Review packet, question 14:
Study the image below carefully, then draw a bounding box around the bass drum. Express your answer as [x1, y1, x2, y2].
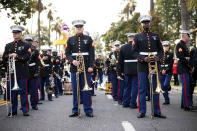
[64, 82, 72, 95]
[105, 82, 112, 95]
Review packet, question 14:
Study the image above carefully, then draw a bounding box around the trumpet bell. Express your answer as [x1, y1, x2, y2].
[82, 84, 92, 91]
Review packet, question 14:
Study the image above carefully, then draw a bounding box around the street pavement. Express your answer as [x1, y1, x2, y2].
[0, 88, 197, 131]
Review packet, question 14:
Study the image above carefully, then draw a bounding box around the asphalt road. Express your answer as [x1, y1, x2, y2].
[0, 89, 197, 131]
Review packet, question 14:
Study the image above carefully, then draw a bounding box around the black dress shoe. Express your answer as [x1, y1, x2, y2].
[49, 99, 53, 101]
[80, 102, 83, 104]
[184, 107, 196, 111]
[163, 102, 170, 105]
[8, 112, 17, 117]
[122, 105, 130, 108]
[168, 86, 171, 91]
[137, 113, 145, 118]
[86, 113, 93, 117]
[40, 99, 44, 101]
[92, 94, 96, 96]
[69, 113, 78, 117]
[23, 112, 30, 116]
[154, 114, 166, 118]
[55, 96, 58, 98]
[32, 107, 38, 110]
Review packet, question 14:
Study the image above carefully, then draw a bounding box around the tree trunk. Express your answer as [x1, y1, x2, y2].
[180, 0, 189, 30]
[180, 0, 190, 48]
[49, 20, 51, 46]
[38, 0, 41, 49]
[150, 0, 154, 12]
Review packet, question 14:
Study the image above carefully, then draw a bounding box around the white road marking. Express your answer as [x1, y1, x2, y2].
[106, 95, 113, 99]
[122, 121, 136, 131]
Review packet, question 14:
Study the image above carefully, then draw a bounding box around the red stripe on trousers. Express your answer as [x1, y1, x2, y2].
[137, 73, 140, 113]
[183, 74, 188, 107]
[158, 97, 161, 112]
[118, 80, 120, 103]
[25, 78, 29, 112]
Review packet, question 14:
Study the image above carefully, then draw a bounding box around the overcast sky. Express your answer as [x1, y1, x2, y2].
[0, 0, 150, 51]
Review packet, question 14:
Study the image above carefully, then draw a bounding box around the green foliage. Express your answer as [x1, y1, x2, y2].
[103, 0, 197, 52]
[34, 25, 50, 46]
[155, 0, 181, 41]
[187, 0, 197, 10]
[51, 17, 63, 40]
[102, 12, 140, 51]
[0, 0, 37, 25]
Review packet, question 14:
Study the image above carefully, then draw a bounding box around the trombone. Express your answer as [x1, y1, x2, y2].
[76, 52, 92, 92]
[148, 52, 163, 119]
[76, 52, 92, 117]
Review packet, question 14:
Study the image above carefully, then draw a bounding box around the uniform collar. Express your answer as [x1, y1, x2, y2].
[143, 30, 150, 34]
[180, 40, 186, 44]
[76, 33, 83, 37]
[13, 39, 22, 44]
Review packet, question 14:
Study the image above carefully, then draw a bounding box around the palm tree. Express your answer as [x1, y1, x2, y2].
[150, 0, 154, 12]
[47, 8, 53, 45]
[37, 0, 43, 49]
[180, 0, 190, 30]
[51, 17, 63, 40]
[121, 0, 136, 21]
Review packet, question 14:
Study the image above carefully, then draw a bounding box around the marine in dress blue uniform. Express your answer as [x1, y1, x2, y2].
[3, 25, 31, 116]
[51, 50, 63, 97]
[117, 33, 138, 108]
[66, 20, 95, 117]
[24, 35, 40, 110]
[133, 15, 166, 118]
[40, 49, 53, 101]
[109, 41, 121, 101]
[95, 54, 104, 87]
[159, 41, 174, 105]
[176, 30, 194, 111]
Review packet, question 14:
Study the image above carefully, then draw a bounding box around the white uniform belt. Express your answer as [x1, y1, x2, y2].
[177, 57, 190, 61]
[72, 52, 89, 56]
[139, 52, 157, 55]
[161, 64, 168, 67]
[45, 64, 50, 67]
[124, 60, 137, 62]
[29, 63, 36, 66]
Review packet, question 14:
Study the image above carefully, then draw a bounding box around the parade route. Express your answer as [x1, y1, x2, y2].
[0, 89, 197, 131]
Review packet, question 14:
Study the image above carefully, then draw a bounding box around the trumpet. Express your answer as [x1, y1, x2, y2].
[8, 57, 20, 91]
